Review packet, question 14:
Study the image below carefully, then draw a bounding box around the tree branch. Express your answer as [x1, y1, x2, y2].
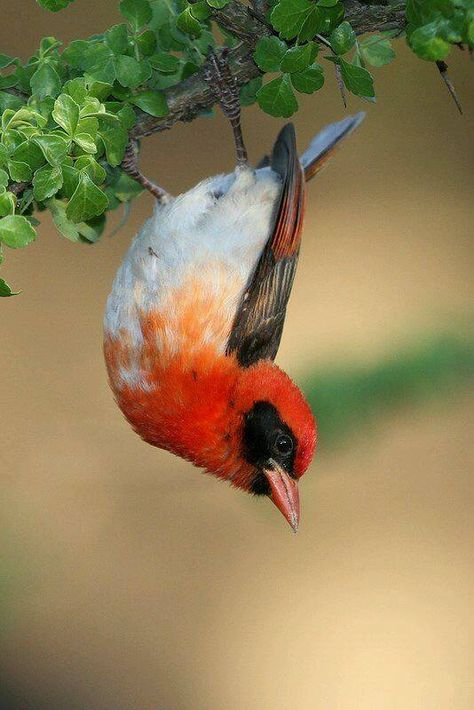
[6, 1, 406, 197]
[131, 0, 406, 139]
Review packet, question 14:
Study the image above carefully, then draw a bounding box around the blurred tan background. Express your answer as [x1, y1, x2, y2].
[1, 2, 473, 709]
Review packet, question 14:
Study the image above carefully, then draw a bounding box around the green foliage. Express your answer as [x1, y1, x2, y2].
[0, 0, 222, 294]
[304, 331, 474, 448]
[0, 0, 472, 295]
[255, 0, 386, 116]
[36, 0, 76, 11]
[406, 0, 474, 61]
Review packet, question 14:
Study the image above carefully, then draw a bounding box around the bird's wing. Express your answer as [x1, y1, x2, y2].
[226, 113, 365, 368]
[226, 123, 304, 367]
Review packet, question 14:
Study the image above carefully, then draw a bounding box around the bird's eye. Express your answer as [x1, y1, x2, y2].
[274, 433, 294, 455]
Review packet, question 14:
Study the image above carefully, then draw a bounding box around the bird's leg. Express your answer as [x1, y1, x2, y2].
[203, 49, 249, 168]
[121, 140, 170, 202]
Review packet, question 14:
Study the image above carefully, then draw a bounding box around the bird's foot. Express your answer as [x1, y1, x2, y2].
[121, 141, 170, 203]
[203, 48, 248, 167]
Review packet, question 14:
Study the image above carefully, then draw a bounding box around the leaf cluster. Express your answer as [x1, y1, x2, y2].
[243, 0, 471, 117]
[0, 0, 227, 294]
[247, 0, 396, 117]
[406, 0, 474, 61]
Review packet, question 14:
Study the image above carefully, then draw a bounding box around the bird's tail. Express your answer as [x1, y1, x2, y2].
[300, 112, 365, 182]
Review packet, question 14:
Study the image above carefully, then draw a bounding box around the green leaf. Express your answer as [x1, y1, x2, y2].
[327, 56, 375, 97]
[0, 169, 8, 187]
[73, 133, 97, 154]
[117, 103, 137, 129]
[330, 21, 356, 55]
[0, 74, 20, 90]
[75, 155, 107, 184]
[270, 0, 313, 40]
[87, 79, 114, 101]
[62, 77, 87, 104]
[66, 42, 116, 81]
[149, 52, 181, 74]
[63, 40, 103, 69]
[105, 24, 130, 55]
[181, 61, 200, 80]
[36, 0, 75, 10]
[280, 43, 313, 73]
[119, 0, 152, 30]
[190, 1, 211, 20]
[110, 172, 143, 201]
[176, 7, 202, 38]
[75, 116, 99, 139]
[33, 134, 70, 166]
[11, 141, 47, 171]
[1, 129, 23, 152]
[52, 93, 80, 135]
[0, 54, 17, 69]
[61, 164, 80, 197]
[136, 29, 157, 56]
[115, 55, 143, 88]
[359, 35, 395, 67]
[206, 0, 230, 7]
[257, 74, 298, 117]
[317, 0, 338, 6]
[239, 76, 263, 106]
[39, 36, 62, 57]
[316, 2, 344, 34]
[254, 36, 288, 73]
[49, 197, 81, 241]
[3, 107, 47, 130]
[66, 172, 108, 222]
[0, 190, 16, 217]
[86, 56, 117, 85]
[129, 90, 168, 117]
[298, 6, 323, 41]
[77, 214, 106, 243]
[99, 125, 128, 166]
[8, 160, 32, 182]
[0, 92, 24, 112]
[33, 164, 63, 201]
[0, 214, 36, 248]
[409, 22, 451, 61]
[149, 0, 171, 29]
[291, 62, 324, 93]
[0, 277, 20, 297]
[30, 62, 62, 100]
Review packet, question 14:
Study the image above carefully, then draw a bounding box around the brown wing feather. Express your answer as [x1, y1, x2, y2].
[226, 124, 305, 367]
[226, 115, 365, 368]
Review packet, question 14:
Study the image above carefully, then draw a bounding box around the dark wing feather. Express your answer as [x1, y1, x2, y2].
[226, 124, 304, 367]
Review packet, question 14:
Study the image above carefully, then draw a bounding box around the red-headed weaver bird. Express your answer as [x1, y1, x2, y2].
[104, 52, 364, 531]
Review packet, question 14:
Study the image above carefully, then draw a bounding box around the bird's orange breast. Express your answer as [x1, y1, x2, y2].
[104, 264, 253, 482]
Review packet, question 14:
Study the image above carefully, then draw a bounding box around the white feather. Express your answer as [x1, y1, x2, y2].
[104, 166, 281, 377]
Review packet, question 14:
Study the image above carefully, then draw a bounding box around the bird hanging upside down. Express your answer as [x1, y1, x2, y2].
[104, 51, 364, 531]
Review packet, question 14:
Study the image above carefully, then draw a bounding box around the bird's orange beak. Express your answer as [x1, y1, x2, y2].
[264, 460, 300, 532]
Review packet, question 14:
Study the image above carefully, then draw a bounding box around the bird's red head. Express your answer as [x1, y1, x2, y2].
[228, 360, 317, 531]
[110, 347, 316, 532]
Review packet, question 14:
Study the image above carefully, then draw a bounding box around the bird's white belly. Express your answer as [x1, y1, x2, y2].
[104, 166, 281, 365]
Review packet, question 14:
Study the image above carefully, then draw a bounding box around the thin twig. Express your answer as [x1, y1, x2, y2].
[436, 60, 463, 115]
[334, 64, 347, 108]
[121, 141, 170, 201]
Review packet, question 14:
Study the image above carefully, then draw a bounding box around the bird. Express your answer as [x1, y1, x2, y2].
[104, 51, 364, 531]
